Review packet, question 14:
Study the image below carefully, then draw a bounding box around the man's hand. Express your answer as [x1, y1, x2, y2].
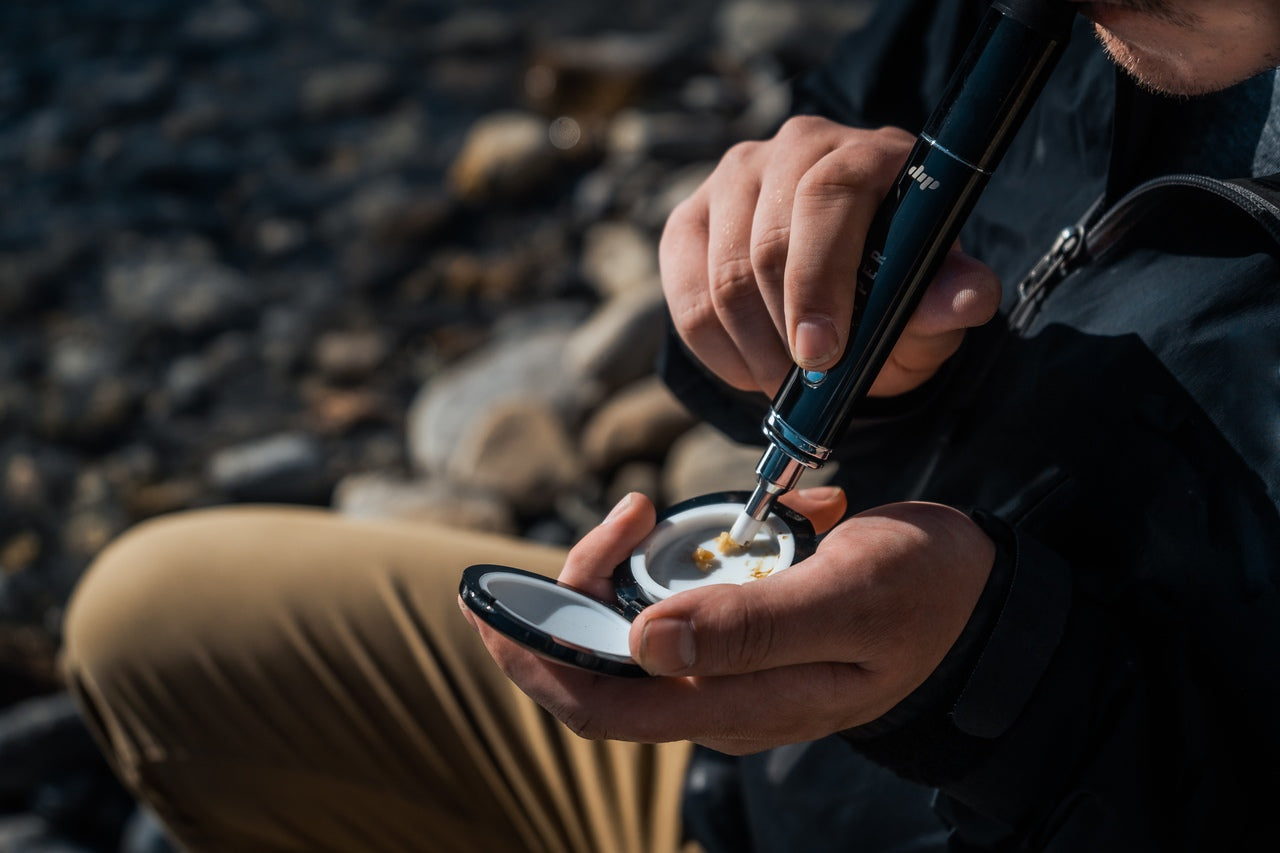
[660, 115, 1001, 398]
[466, 489, 994, 755]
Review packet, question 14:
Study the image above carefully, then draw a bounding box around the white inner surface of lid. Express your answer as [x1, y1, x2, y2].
[481, 573, 634, 661]
[630, 502, 796, 600]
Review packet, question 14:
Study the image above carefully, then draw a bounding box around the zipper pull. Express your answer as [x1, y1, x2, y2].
[1010, 223, 1086, 331]
[1018, 224, 1085, 301]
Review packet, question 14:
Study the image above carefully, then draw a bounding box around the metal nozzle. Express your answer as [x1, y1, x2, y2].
[727, 443, 810, 546]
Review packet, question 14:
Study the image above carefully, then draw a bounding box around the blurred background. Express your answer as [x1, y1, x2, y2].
[0, 0, 876, 848]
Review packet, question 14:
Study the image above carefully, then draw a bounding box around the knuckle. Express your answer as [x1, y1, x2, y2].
[708, 255, 758, 311]
[668, 297, 717, 342]
[749, 225, 789, 285]
[796, 156, 865, 201]
[665, 192, 703, 231]
[773, 114, 834, 143]
[717, 139, 761, 173]
[869, 124, 917, 152]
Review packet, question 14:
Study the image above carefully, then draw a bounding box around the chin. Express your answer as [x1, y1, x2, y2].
[1094, 25, 1260, 96]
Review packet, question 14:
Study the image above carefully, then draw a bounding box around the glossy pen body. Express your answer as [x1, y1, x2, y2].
[731, 0, 1076, 544]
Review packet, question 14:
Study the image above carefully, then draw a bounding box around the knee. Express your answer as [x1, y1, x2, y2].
[62, 509, 240, 682]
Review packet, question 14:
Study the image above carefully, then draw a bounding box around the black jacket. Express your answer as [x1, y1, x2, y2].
[666, 2, 1280, 850]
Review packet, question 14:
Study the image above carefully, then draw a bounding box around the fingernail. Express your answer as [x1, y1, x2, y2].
[640, 617, 696, 675]
[794, 317, 839, 368]
[604, 492, 633, 524]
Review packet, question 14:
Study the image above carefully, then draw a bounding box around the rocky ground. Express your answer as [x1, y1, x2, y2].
[0, 0, 875, 848]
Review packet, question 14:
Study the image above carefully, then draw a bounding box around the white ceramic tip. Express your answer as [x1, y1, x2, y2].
[728, 511, 763, 547]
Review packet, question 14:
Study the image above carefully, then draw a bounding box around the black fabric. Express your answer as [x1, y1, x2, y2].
[671, 3, 1280, 851]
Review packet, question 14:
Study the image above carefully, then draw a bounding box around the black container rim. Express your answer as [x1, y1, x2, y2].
[460, 564, 648, 678]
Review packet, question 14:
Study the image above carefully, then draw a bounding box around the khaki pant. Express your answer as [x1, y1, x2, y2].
[60, 507, 692, 853]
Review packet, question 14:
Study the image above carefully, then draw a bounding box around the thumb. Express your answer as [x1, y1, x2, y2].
[629, 565, 859, 677]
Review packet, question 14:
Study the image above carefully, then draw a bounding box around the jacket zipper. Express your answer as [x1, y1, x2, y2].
[1008, 173, 1280, 332]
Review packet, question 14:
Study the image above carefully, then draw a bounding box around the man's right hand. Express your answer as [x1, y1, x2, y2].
[659, 115, 1001, 398]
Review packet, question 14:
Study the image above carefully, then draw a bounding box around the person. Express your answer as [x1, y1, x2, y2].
[61, 0, 1280, 850]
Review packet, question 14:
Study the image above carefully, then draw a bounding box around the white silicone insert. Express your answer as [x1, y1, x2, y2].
[629, 502, 796, 601]
[481, 573, 634, 661]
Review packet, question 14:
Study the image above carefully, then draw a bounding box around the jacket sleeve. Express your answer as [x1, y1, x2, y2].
[842, 511, 1274, 852]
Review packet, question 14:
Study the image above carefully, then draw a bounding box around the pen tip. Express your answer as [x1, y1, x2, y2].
[729, 512, 762, 547]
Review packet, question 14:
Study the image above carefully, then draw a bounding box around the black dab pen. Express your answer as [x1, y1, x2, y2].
[730, 0, 1076, 545]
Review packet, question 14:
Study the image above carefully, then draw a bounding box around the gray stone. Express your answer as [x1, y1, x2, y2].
[578, 222, 660, 299]
[563, 288, 666, 393]
[526, 31, 691, 118]
[319, 176, 450, 248]
[631, 161, 716, 230]
[156, 331, 254, 416]
[661, 424, 766, 505]
[731, 60, 795, 140]
[301, 62, 396, 120]
[355, 106, 433, 177]
[714, 0, 872, 69]
[447, 399, 585, 516]
[0, 692, 96, 799]
[604, 461, 664, 510]
[0, 236, 88, 319]
[311, 329, 389, 383]
[120, 806, 179, 853]
[447, 111, 561, 203]
[333, 472, 516, 535]
[62, 508, 124, 562]
[38, 376, 139, 446]
[406, 317, 600, 477]
[182, 1, 268, 50]
[47, 326, 120, 388]
[605, 109, 730, 164]
[426, 9, 524, 55]
[206, 432, 327, 502]
[105, 245, 255, 335]
[90, 59, 176, 122]
[252, 218, 308, 259]
[580, 376, 697, 472]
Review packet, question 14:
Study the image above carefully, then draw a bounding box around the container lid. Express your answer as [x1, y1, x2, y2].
[460, 564, 647, 678]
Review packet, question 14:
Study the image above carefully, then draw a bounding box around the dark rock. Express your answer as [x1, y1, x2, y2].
[120, 807, 179, 853]
[526, 31, 695, 118]
[300, 62, 397, 120]
[605, 109, 731, 164]
[206, 431, 329, 503]
[447, 111, 564, 203]
[563, 288, 667, 392]
[521, 516, 577, 547]
[424, 10, 524, 56]
[446, 399, 586, 516]
[104, 243, 256, 335]
[38, 376, 140, 448]
[311, 330, 390, 383]
[0, 236, 90, 319]
[0, 813, 96, 852]
[181, 1, 270, 52]
[578, 222, 659, 299]
[580, 376, 698, 471]
[0, 692, 97, 799]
